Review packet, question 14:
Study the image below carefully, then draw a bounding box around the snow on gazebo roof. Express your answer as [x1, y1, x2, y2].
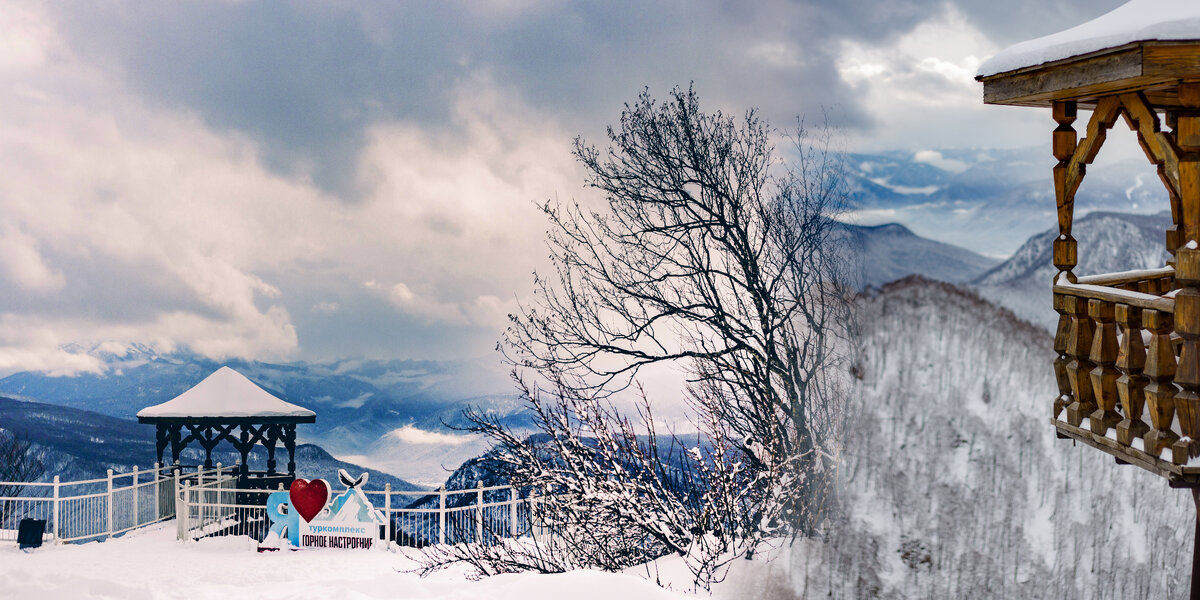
[136, 366, 315, 421]
[978, 0, 1200, 78]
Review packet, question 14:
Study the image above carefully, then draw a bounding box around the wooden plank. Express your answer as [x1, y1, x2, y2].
[1054, 419, 1200, 483]
[1075, 266, 1174, 286]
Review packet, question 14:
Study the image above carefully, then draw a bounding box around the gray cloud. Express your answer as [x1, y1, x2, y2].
[41, 1, 1129, 197]
[0, 0, 1138, 373]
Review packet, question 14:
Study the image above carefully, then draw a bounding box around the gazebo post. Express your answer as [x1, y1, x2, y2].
[154, 424, 169, 467]
[202, 427, 214, 469]
[170, 424, 182, 466]
[265, 425, 279, 476]
[284, 424, 297, 477]
[238, 426, 251, 478]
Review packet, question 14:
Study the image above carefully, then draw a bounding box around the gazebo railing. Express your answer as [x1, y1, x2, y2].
[1050, 264, 1200, 480]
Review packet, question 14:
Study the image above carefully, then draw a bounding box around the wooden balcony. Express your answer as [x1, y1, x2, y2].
[1049, 264, 1200, 484]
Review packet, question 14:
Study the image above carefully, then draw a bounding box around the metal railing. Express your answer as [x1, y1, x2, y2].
[178, 476, 542, 548]
[4, 464, 539, 548]
[0, 463, 218, 544]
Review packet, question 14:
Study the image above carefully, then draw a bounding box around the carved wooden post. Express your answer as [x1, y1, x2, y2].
[1116, 304, 1150, 445]
[1065, 295, 1096, 427]
[1054, 293, 1074, 420]
[1144, 309, 1180, 457]
[1053, 100, 1079, 285]
[1178, 84, 1200, 249]
[1089, 299, 1121, 435]
[1174, 247, 1200, 464]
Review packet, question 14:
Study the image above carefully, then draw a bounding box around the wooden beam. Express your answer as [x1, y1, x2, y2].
[982, 46, 1144, 105]
[1119, 92, 1184, 250]
[1065, 96, 1122, 201]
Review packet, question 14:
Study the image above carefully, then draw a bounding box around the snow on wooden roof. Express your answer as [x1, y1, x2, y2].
[978, 0, 1200, 78]
[136, 366, 315, 420]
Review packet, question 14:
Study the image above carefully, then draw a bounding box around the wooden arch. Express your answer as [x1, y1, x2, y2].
[1051, 91, 1186, 284]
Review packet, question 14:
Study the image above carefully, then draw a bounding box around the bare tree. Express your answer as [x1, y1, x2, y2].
[415, 374, 757, 589]
[0, 429, 48, 526]
[418, 86, 853, 589]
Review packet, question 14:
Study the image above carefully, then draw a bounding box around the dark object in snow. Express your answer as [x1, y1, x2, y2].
[17, 518, 45, 549]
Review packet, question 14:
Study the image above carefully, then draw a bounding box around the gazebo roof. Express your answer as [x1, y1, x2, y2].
[137, 366, 315, 422]
[977, 0, 1200, 107]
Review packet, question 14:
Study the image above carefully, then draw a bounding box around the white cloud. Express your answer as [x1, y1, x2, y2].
[0, 227, 65, 292]
[913, 150, 969, 173]
[311, 301, 340, 314]
[386, 425, 476, 446]
[835, 4, 1045, 151]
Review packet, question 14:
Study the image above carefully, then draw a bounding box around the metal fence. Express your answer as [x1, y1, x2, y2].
[4, 465, 538, 549]
[0, 464, 217, 544]
[178, 476, 542, 548]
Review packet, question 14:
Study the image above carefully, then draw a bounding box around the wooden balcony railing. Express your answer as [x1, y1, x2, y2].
[1049, 265, 1200, 482]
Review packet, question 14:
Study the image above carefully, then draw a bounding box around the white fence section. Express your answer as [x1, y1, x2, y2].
[4, 465, 538, 549]
[1, 464, 222, 544]
[177, 476, 541, 548]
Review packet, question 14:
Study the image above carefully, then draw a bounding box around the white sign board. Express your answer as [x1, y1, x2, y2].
[298, 519, 376, 550]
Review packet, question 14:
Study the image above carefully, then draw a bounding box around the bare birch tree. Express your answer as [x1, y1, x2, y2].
[418, 86, 853, 589]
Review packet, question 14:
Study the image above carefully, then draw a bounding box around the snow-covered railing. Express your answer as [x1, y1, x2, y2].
[0, 463, 217, 544]
[1050, 262, 1200, 479]
[177, 477, 541, 548]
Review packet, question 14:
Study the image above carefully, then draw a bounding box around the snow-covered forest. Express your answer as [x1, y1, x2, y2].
[794, 276, 1195, 599]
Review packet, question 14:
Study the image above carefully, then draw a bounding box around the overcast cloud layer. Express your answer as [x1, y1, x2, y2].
[0, 0, 1124, 375]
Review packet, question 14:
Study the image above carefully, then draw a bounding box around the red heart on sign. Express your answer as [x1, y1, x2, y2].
[289, 478, 330, 523]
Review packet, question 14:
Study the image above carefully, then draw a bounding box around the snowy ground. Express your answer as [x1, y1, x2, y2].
[0, 523, 798, 599]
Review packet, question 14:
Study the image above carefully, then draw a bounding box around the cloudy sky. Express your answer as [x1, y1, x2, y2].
[0, 0, 1124, 375]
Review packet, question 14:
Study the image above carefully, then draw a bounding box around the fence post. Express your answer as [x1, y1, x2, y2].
[530, 487, 538, 542]
[175, 469, 183, 541]
[509, 486, 517, 539]
[132, 465, 139, 527]
[106, 469, 114, 539]
[182, 480, 191, 543]
[384, 483, 392, 551]
[154, 462, 161, 521]
[438, 485, 446, 545]
[476, 480, 483, 544]
[52, 475, 60, 543]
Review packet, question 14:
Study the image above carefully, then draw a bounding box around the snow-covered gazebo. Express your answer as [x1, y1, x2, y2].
[137, 366, 315, 480]
[978, 1, 1200, 596]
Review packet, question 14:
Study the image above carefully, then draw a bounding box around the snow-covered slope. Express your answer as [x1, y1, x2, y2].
[0, 523, 694, 600]
[795, 277, 1193, 598]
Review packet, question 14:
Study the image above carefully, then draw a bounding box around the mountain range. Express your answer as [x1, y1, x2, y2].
[0, 204, 1175, 489]
[846, 146, 1172, 259]
[0, 396, 422, 491]
[0, 352, 523, 486]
